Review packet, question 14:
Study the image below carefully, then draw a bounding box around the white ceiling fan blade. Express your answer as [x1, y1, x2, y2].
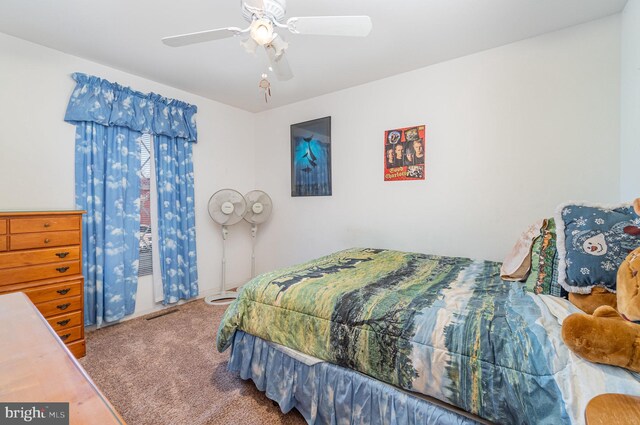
[266, 45, 294, 81]
[286, 16, 372, 37]
[162, 27, 245, 47]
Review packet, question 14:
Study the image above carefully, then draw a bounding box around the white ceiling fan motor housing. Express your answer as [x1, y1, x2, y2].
[242, 0, 287, 23]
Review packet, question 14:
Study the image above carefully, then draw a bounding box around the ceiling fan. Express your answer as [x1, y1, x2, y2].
[162, 0, 372, 81]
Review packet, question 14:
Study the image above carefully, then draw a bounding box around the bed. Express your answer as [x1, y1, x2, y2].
[217, 248, 640, 424]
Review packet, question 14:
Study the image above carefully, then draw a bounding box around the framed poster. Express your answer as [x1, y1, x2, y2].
[384, 125, 426, 181]
[291, 116, 332, 197]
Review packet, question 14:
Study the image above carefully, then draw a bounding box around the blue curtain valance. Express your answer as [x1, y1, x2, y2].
[64, 73, 198, 142]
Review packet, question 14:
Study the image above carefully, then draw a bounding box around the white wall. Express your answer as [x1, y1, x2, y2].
[621, 0, 640, 201]
[0, 33, 256, 318]
[0, 14, 625, 320]
[253, 16, 621, 271]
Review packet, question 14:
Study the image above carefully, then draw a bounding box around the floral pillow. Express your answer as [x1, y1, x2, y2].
[534, 218, 564, 296]
[556, 202, 640, 293]
[520, 218, 564, 297]
[523, 232, 543, 293]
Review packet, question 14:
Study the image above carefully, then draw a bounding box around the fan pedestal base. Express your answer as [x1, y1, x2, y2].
[204, 291, 238, 306]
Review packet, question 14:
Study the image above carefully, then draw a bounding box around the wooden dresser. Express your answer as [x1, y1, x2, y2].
[0, 292, 125, 424]
[0, 211, 85, 358]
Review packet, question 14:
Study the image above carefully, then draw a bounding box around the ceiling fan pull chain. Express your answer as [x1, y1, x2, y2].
[259, 73, 271, 103]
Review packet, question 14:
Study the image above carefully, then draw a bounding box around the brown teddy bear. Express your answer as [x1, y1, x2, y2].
[561, 199, 640, 372]
[567, 287, 617, 315]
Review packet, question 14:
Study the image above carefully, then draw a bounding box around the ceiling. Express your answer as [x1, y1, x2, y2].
[0, 0, 627, 112]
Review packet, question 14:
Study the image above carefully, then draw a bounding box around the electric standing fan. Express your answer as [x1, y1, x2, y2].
[205, 189, 247, 305]
[243, 190, 273, 277]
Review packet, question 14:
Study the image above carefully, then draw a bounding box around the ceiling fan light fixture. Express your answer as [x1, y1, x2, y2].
[241, 37, 259, 54]
[250, 18, 274, 45]
[267, 33, 288, 58]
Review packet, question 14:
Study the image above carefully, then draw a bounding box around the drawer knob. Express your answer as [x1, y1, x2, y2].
[57, 319, 71, 326]
[44, 222, 51, 228]
[56, 267, 70, 273]
[57, 288, 71, 295]
[44, 238, 51, 244]
[55, 252, 70, 258]
[56, 303, 71, 311]
[60, 333, 71, 341]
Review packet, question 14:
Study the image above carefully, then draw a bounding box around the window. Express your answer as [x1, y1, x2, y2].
[139, 134, 153, 276]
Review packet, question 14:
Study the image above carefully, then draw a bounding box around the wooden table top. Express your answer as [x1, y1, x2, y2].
[586, 393, 640, 425]
[0, 292, 125, 424]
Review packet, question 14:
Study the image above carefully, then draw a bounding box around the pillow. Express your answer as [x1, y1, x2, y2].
[556, 202, 640, 294]
[523, 233, 543, 293]
[500, 219, 546, 281]
[534, 218, 560, 295]
[521, 218, 565, 296]
[550, 251, 569, 298]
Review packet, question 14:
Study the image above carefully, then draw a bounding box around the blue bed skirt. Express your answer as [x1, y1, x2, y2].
[228, 331, 482, 425]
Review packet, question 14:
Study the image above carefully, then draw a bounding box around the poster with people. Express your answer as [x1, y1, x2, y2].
[384, 125, 426, 181]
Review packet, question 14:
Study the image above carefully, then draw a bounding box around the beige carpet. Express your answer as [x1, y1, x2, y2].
[79, 300, 306, 425]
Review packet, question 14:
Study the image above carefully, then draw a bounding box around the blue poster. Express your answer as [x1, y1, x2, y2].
[291, 117, 332, 197]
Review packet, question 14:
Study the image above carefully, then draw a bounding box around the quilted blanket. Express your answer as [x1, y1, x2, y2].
[217, 248, 640, 424]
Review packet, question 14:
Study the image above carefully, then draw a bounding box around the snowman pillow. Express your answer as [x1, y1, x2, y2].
[556, 202, 640, 294]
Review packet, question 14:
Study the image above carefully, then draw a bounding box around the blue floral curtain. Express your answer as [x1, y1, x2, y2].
[154, 135, 199, 304]
[73, 123, 141, 325]
[65, 73, 199, 325]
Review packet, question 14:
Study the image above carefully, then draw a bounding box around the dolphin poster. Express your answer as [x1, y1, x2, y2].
[291, 117, 332, 197]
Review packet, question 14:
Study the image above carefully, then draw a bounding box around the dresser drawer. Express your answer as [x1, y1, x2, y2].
[0, 219, 6, 234]
[0, 260, 80, 286]
[56, 325, 83, 344]
[10, 231, 80, 250]
[10, 216, 80, 234]
[35, 295, 82, 317]
[66, 339, 86, 358]
[22, 280, 83, 304]
[0, 246, 80, 270]
[0, 236, 6, 252]
[47, 311, 83, 332]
